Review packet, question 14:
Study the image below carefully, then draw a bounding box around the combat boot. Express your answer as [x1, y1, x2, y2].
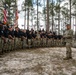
[63, 57, 72, 60]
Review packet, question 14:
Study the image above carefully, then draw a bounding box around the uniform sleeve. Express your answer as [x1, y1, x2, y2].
[64, 30, 73, 38]
[67, 30, 73, 38]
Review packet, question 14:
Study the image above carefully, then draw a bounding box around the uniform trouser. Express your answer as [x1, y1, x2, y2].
[2, 38, 8, 52]
[8, 39, 14, 51]
[47, 39, 52, 47]
[42, 38, 47, 47]
[0, 38, 4, 53]
[22, 39, 27, 48]
[28, 39, 32, 48]
[37, 39, 41, 47]
[0, 38, 2, 52]
[66, 42, 72, 58]
[13, 38, 22, 49]
[14, 38, 19, 49]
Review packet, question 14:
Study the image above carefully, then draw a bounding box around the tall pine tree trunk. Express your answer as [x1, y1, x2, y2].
[46, 0, 49, 32]
[69, 0, 71, 26]
[58, 0, 60, 35]
[44, 0, 46, 30]
[24, 8, 26, 29]
[37, 0, 39, 31]
[75, 6, 76, 39]
[52, 0, 54, 32]
[27, 7, 29, 30]
[24, 0, 26, 29]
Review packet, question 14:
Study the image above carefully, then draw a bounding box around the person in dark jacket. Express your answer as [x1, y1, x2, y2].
[8, 26, 14, 40]
[14, 27, 21, 38]
[0, 22, 4, 37]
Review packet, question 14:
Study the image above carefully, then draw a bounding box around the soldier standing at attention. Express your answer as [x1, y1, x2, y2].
[63, 24, 73, 60]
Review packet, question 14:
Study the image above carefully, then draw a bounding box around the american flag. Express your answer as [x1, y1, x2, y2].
[15, 9, 19, 20]
[3, 3, 7, 24]
[14, 9, 19, 27]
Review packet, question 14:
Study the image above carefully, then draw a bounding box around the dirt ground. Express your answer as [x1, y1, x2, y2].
[0, 47, 76, 75]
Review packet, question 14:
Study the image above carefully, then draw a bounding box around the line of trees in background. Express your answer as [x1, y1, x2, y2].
[21, 0, 76, 36]
[0, 0, 76, 38]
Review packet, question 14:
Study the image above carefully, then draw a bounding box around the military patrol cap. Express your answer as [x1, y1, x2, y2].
[66, 24, 70, 26]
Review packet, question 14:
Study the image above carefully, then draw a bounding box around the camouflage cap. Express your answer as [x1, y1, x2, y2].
[66, 24, 71, 26]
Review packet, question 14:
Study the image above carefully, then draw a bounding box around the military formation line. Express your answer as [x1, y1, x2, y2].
[0, 21, 66, 54]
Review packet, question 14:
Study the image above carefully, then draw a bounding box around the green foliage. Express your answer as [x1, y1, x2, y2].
[43, 7, 46, 14]
[72, 0, 76, 5]
[24, 0, 33, 7]
[54, 3, 60, 13]
[49, 3, 55, 16]
[5, 0, 11, 7]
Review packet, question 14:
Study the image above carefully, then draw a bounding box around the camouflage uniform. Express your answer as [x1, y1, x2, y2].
[36, 38, 40, 47]
[14, 37, 22, 49]
[60, 38, 63, 47]
[46, 36, 53, 47]
[22, 38, 27, 49]
[8, 39, 14, 51]
[46, 38, 48, 47]
[51, 38, 54, 47]
[43, 38, 47, 47]
[56, 39, 60, 47]
[47, 38, 52, 47]
[32, 38, 39, 48]
[28, 39, 32, 48]
[31, 38, 35, 47]
[3, 38, 9, 52]
[40, 38, 43, 47]
[18, 38, 22, 49]
[53, 38, 56, 47]
[0, 38, 2, 52]
[8, 39, 12, 51]
[63, 29, 73, 59]
[14, 38, 19, 49]
[36, 32, 41, 47]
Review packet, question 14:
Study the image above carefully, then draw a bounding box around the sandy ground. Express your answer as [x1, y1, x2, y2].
[0, 47, 76, 75]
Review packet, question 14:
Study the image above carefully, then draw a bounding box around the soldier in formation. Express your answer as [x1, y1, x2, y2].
[0, 21, 64, 51]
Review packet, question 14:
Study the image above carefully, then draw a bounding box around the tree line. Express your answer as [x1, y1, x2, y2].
[0, 0, 76, 36]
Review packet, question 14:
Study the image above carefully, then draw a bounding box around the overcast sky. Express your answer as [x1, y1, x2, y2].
[17, 0, 24, 29]
[17, 0, 44, 29]
[17, 0, 76, 32]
